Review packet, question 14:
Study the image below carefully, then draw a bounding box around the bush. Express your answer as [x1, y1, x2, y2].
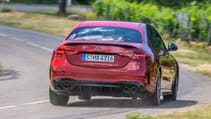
[92, 0, 211, 46]
[85, 12, 97, 20]
[10, 0, 57, 4]
[1, 8, 12, 12]
[93, 0, 175, 33]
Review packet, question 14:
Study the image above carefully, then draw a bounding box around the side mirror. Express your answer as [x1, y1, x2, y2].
[167, 42, 178, 51]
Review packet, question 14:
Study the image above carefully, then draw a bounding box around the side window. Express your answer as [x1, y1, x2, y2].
[154, 30, 166, 50]
[147, 25, 166, 50]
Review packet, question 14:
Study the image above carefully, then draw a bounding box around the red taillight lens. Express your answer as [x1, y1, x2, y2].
[121, 52, 148, 59]
[52, 44, 78, 66]
[54, 49, 64, 57]
[134, 54, 148, 58]
[52, 45, 67, 66]
[55, 44, 78, 56]
[65, 50, 78, 55]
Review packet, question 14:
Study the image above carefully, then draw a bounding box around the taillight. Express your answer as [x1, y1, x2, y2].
[54, 49, 64, 57]
[52, 45, 67, 66]
[134, 54, 148, 58]
[54, 44, 78, 56]
[65, 50, 78, 55]
[52, 44, 78, 66]
[120, 52, 148, 59]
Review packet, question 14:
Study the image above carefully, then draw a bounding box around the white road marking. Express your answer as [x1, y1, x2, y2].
[39, 46, 53, 52]
[24, 100, 49, 105]
[0, 105, 17, 110]
[11, 37, 53, 52]
[11, 37, 24, 42]
[0, 33, 7, 37]
[26, 41, 53, 52]
[10, 36, 53, 52]
[0, 99, 49, 110]
[27, 42, 40, 47]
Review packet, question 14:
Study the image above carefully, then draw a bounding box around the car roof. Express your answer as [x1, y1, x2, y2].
[76, 21, 146, 30]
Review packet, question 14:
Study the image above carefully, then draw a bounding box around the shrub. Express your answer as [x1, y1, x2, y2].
[1, 8, 12, 13]
[85, 12, 97, 20]
[92, 0, 211, 46]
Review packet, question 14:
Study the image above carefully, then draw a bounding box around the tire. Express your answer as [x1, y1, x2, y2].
[49, 88, 69, 106]
[170, 73, 179, 101]
[152, 71, 161, 106]
[78, 95, 91, 101]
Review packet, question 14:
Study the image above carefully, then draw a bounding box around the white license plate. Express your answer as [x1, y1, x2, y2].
[82, 54, 114, 62]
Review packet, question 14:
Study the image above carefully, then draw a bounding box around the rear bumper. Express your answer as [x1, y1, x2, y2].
[50, 78, 151, 98]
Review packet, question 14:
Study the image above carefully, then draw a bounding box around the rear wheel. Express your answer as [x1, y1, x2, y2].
[49, 88, 69, 106]
[170, 73, 179, 101]
[152, 71, 161, 106]
[78, 95, 91, 101]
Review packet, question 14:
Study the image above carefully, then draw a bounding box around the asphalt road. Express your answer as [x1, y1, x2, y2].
[1, 25, 211, 119]
[0, 4, 92, 12]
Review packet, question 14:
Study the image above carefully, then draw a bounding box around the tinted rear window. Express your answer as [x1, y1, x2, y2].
[67, 26, 142, 43]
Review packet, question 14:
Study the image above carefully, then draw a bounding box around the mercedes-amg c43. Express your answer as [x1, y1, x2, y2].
[49, 21, 179, 106]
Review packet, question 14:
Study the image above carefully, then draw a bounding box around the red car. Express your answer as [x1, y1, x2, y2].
[49, 21, 179, 106]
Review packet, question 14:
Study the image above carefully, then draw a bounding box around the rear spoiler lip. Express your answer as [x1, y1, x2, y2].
[61, 40, 143, 49]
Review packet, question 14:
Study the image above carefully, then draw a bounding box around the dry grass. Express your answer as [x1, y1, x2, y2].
[127, 105, 211, 119]
[157, 105, 211, 119]
[171, 40, 211, 78]
[0, 11, 79, 37]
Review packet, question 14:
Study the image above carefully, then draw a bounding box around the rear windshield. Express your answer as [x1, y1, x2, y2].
[67, 26, 142, 43]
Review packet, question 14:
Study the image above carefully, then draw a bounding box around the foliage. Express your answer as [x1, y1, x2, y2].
[10, 0, 94, 5]
[127, 0, 211, 8]
[10, 0, 58, 4]
[85, 12, 97, 20]
[1, 8, 12, 12]
[93, 0, 211, 45]
[72, 0, 95, 5]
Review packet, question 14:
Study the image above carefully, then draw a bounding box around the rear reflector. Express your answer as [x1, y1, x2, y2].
[55, 71, 66, 75]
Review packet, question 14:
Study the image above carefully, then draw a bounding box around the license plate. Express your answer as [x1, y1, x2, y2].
[82, 54, 114, 62]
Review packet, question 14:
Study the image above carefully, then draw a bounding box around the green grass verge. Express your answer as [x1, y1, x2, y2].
[127, 105, 211, 119]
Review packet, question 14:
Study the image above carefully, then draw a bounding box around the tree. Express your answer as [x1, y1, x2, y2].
[58, 0, 67, 14]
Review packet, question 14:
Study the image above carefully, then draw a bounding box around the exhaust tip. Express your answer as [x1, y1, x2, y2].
[130, 87, 137, 94]
[123, 86, 130, 93]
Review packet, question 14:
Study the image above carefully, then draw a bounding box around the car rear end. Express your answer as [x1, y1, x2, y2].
[50, 22, 150, 99]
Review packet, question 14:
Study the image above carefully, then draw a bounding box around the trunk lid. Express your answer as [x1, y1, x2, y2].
[61, 40, 144, 69]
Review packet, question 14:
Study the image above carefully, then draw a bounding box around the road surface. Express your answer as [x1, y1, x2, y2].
[0, 25, 211, 119]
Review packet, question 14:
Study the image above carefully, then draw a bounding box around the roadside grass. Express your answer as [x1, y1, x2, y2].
[0, 11, 79, 37]
[0, 11, 211, 77]
[171, 39, 211, 77]
[126, 105, 211, 119]
[35, 9, 97, 20]
[35, 9, 86, 17]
